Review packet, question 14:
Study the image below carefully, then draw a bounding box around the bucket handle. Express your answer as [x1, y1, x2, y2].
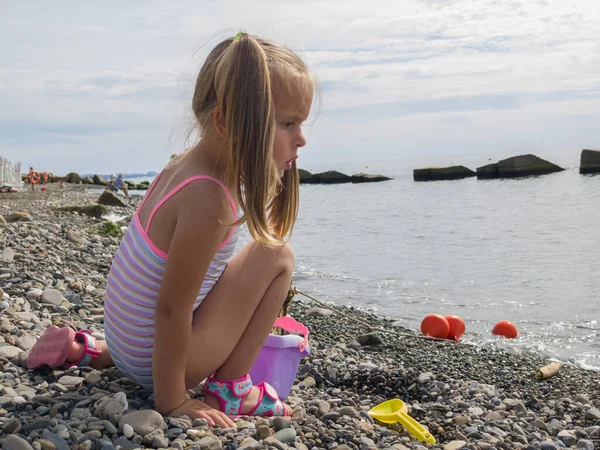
[273, 316, 309, 352]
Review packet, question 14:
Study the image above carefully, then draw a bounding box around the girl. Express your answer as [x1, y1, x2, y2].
[27, 33, 314, 428]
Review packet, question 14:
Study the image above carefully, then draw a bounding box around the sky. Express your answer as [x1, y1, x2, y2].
[1, 0, 600, 175]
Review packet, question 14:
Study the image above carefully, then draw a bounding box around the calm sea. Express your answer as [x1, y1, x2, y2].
[127, 148, 600, 371]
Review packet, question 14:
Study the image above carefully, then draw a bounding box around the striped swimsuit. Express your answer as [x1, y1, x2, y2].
[104, 174, 239, 389]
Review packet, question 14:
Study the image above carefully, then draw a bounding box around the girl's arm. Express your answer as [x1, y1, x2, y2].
[152, 181, 232, 415]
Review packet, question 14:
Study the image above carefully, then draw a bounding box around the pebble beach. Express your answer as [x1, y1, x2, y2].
[1, 184, 599, 450]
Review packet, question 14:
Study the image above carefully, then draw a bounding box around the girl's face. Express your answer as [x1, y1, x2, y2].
[272, 84, 313, 178]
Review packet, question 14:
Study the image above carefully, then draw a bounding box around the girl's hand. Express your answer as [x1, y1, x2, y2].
[167, 398, 235, 428]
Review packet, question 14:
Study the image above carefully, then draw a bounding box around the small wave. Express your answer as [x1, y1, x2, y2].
[102, 213, 127, 223]
[574, 360, 600, 372]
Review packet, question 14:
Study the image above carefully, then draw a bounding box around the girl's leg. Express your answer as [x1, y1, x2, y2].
[28, 327, 114, 370]
[185, 240, 294, 414]
[67, 339, 114, 369]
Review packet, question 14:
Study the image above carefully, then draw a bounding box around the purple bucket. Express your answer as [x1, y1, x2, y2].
[249, 316, 310, 400]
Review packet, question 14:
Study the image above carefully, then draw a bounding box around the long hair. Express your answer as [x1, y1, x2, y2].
[191, 34, 313, 246]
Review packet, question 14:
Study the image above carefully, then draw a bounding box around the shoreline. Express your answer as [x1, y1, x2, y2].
[1, 187, 599, 449]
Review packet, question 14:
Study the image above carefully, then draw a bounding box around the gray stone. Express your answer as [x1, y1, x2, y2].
[2, 418, 22, 434]
[2, 435, 34, 450]
[122, 423, 134, 438]
[273, 427, 296, 443]
[14, 333, 37, 351]
[273, 416, 291, 431]
[533, 419, 548, 430]
[238, 438, 260, 450]
[468, 407, 484, 417]
[322, 411, 340, 422]
[101, 420, 118, 434]
[557, 430, 576, 447]
[586, 426, 600, 437]
[22, 418, 55, 431]
[305, 307, 334, 317]
[57, 376, 84, 389]
[152, 435, 169, 449]
[142, 430, 164, 446]
[414, 166, 476, 182]
[576, 440, 594, 450]
[262, 437, 287, 450]
[1, 247, 15, 262]
[317, 400, 331, 415]
[256, 424, 273, 439]
[71, 408, 93, 420]
[576, 394, 591, 404]
[98, 190, 126, 207]
[337, 406, 359, 418]
[359, 362, 378, 370]
[198, 436, 221, 449]
[355, 332, 383, 346]
[41, 430, 69, 450]
[0, 345, 22, 358]
[580, 149, 600, 174]
[66, 230, 87, 245]
[418, 372, 434, 383]
[119, 410, 164, 436]
[514, 402, 528, 416]
[485, 412, 502, 421]
[84, 370, 103, 384]
[444, 442, 466, 450]
[477, 154, 564, 179]
[37, 440, 57, 450]
[112, 438, 139, 449]
[454, 415, 469, 426]
[585, 407, 600, 421]
[40, 289, 64, 306]
[26, 288, 43, 299]
[347, 339, 361, 350]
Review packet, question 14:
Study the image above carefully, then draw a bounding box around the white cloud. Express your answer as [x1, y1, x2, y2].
[0, 0, 599, 173]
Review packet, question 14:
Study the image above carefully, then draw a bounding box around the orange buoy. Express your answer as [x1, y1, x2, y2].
[444, 315, 466, 341]
[421, 314, 450, 338]
[27, 170, 40, 185]
[492, 320, 518, 338]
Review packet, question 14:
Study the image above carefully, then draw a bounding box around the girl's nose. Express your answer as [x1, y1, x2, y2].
[297, 131, 307, 148]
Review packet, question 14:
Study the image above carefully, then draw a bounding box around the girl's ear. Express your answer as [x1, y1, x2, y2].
[213, 107, 227, 139]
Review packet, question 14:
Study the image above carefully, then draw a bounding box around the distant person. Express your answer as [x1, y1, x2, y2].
[107, 174, 117, 192]
[42, 170, 49, 187]
[27, 167, 40, 191]
[26, 33, 313, 426]
[114, 174, 129, 197]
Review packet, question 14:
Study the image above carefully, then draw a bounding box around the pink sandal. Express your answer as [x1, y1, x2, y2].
[26, 325, 101, 369]
[203, 374, 289, 417]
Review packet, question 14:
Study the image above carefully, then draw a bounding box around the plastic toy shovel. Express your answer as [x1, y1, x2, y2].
[368, 399, 436, 444]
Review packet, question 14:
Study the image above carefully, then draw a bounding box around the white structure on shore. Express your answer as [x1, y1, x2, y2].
[0, 156, 22, 188]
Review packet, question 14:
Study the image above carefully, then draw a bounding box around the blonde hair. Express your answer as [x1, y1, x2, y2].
[192, 33, 313, 246]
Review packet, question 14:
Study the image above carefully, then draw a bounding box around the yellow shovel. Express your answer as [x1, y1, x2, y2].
[368, 399, 436, 444]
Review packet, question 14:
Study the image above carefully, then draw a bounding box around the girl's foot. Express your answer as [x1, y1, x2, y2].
[26, 325, 101, 369]
[203, 374, 291, 417]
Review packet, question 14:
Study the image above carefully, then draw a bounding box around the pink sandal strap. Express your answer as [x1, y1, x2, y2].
[247, 381, 286, 417]
[203, 374, 252, 416]
[62, 330, 101, 368]
[203, 374, 287, 417]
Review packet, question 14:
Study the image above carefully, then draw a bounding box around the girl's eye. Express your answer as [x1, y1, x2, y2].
[284, 122, 294, 128]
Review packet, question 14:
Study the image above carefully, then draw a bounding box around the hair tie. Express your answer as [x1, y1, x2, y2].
[233, 31, 244, 42]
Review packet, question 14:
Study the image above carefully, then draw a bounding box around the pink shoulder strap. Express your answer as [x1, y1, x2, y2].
[145, 175, 238, 236]
[138, 171, 164, 212]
